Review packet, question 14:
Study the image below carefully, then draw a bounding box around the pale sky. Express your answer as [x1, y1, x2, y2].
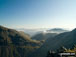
[0, 0, 76, 29]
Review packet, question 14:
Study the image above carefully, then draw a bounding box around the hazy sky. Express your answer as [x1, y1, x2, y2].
[0, 0, 76, 29]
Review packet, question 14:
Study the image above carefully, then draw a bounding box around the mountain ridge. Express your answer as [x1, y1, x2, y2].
[0, 25, 41, 57]
[30, 28, 76, 57]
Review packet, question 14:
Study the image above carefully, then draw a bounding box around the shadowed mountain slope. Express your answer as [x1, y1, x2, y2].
[30, 29, 76, 57]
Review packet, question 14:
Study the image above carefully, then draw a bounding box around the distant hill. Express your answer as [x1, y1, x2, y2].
[47, 28, 69, 33]
[16, 28, 45, 37]
[0, 25, 41, 57]
[16, 28, 69, 37]
[30, 28, 76, 57]
[32, 33, 57, 41]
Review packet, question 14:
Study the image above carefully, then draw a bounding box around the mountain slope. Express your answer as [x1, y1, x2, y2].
[31, 29, 76, 57]
[0, 26, 41, 57]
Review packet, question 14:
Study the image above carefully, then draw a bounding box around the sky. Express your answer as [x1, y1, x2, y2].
[0, 0, 76, 29]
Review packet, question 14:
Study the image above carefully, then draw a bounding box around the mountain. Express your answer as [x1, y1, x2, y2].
[16, 28, 69, 37]
[47, 28, 69, 33]
[32, 32, 57, 41]
[0, 25, 41, 57]
[30, 28, 76, 57]
[16, 28, 46, 37]
[16, 28, 49, 37]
